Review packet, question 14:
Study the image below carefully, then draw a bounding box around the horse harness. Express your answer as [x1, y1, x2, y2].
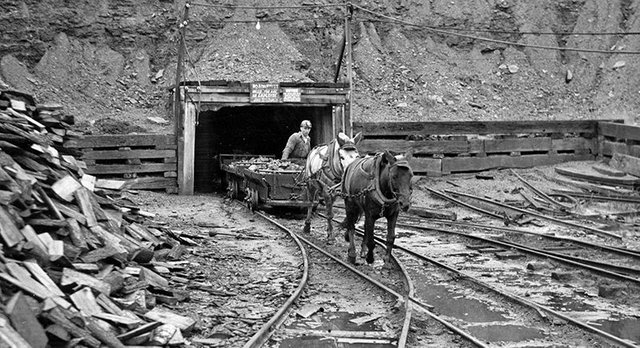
[310, 139, 353, 192]
[342, 153, 411, 215]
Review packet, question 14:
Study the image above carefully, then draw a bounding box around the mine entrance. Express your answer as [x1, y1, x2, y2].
[194, 104, 333, 192]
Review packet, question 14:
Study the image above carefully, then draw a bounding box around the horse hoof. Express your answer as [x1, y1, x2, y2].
[348, 256, 357, 265]
[382, 263, 394, 270]
[303, 224, 311, 234]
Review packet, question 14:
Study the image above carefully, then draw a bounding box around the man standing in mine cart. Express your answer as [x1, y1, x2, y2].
[281, 120, 312, 163]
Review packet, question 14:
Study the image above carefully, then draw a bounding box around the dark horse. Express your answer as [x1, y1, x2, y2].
[341, 150, 413, 268]
[303, 132, 363, 243]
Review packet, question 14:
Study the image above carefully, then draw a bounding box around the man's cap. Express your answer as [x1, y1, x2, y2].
[300, 120, 312, 128]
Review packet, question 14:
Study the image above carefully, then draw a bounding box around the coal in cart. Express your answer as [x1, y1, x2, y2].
[221, 155, 312, 210]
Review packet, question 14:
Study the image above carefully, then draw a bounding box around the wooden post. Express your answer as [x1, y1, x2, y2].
[345, 4, 354, 137]
[333, 31, 346, 83]
[178, 102, 196, 195]
[173, 4, 190, 138]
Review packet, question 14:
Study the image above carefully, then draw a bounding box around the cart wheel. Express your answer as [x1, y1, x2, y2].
[252, 188, 259, 208]
[229, 179, 239, 199]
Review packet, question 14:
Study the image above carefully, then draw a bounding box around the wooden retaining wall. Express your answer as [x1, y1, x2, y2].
[599, 122, 640, 159]
[63, 134, 178, 192]
[353, 121, 612, 175]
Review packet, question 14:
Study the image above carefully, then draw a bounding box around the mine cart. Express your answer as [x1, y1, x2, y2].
[220, 155, 312, 210]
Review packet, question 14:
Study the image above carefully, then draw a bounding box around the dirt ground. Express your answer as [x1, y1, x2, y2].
[126, 159, 639, 346]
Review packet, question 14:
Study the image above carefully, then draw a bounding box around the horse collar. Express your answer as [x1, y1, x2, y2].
[372, 155, 398, 206]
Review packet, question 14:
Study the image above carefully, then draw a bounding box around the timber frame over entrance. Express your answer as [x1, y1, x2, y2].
[176, 80, 352, 194]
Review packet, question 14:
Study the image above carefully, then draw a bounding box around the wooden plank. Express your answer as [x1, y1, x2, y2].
[70, 287, 102, 316]
[143, 308, 196, 331]
[599, 122, 640, 141]
[607, 153, 640, 178]
[484, 137, 552, 153]
[0, 205, 23, 247]
[41, 307, 101, 348]
[20, 225, 48, 252]
[5, 262, 51, 299]
[442, 153, 594, 173]
[51, 175, 82, 202]
[552, 137, 595, 152]
[75, 188, 98, 227]
[54, 202, 87, 225]
[409, 158, 442, 174]
[358, 139, 479, 154]
[128, 177, 178, 190]
[22, 261, 65, 297]
[84, 163, 177, 174]
[67, 218, 88, 250]
[555, 166, 640, 187]
[179, 102, 196, 195]
[6, 292, 48, 348]
[61, 268, 111, 295]
[95, 179, 126, 190]
[64, 134, 175, 149]
[92, 313, 142, 327]
[81, 149, 176, 160]
[354, 120, 602, 136]
[601, 140, 628, 157]
[0, 316, 33, 348]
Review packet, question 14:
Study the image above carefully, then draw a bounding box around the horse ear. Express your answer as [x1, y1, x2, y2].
[337, 133, 347, 147]
[353, 132, 363, 145]
[382, 150, 395, 164]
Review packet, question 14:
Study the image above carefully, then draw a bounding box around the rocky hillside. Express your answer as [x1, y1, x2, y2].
[1, 0, 639, 134]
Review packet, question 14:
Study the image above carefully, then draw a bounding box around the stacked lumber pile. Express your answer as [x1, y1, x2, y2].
[0, 90, 194, 347]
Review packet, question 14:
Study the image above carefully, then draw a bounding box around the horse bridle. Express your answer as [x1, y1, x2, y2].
[385, 159, 412, 200]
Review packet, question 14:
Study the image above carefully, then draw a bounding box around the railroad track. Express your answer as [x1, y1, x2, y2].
[235, 204, 639, 347]
[325, 205, 640, 347]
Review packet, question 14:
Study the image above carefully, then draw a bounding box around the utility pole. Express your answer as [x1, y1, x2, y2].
[345, 3, 354, 137]
[174, 3, 190, 137]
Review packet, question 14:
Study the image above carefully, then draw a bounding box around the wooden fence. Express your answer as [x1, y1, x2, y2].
[63, 134, 178, 192]
[353, 120, 619, 176]
[63, 120, 635, 193]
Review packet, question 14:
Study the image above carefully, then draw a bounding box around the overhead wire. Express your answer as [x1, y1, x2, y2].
[352, 4, 640, 54]
[189, 2, 346, 9]
[357, 18, 640, 36]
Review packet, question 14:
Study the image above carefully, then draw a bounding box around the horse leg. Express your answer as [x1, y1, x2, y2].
[383, 213, 398, 269]
[324, 190, 335, 244]
[364, 214, 376, 265]
[303, 183, 318, 234]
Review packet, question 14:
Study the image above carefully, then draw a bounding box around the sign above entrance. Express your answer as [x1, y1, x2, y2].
[282, 88, 301, 102]
[250, 82, 280, 103]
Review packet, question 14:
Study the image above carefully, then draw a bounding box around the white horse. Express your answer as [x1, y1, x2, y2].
[303, 132, 363, 243]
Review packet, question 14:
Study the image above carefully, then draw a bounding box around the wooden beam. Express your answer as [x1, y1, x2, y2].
[599, 121, 640, 141]
[64, 134, 175, 149]
[354, 120, 604, 136]
[178, 102, 196, 195]
[81, 149, 176, 160]
[0, 206, 23, 247]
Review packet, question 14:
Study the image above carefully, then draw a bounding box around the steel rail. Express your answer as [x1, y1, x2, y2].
[255, 211, 416, 348]
[510, 169, 575, 210]
[443, 189, 623, 239]
[423, 219, 640, 259]
[298, 213, 490, 347]
[403, 223, 640, 284]
[552, 189, 640, 204]
[338, 218, 640, 348]
[242, 213, 310, 348]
